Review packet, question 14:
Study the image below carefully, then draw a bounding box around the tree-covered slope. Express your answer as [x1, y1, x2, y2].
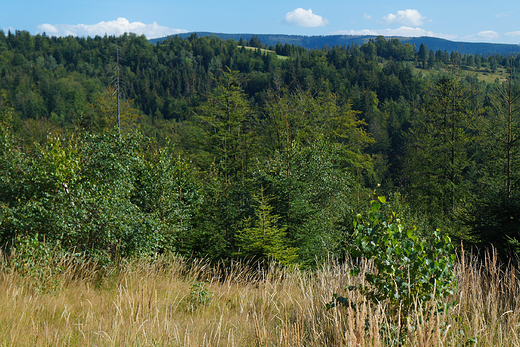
[151, 32, 520, 56]
[2, 30, 520, 263]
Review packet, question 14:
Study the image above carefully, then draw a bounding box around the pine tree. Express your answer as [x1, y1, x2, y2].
[405, 73, 482, 223]
[418, 43, 427, 68]
[465, 57, 520, 249]
[234, 187, 298, 264]
[196, 69, 254, 247]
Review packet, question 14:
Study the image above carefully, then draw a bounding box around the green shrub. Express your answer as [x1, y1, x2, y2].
[334, 196, 457, 315]
[186, 280, 214, 312]
[10, 233, 67, 293]
[0, 129, 203, 262]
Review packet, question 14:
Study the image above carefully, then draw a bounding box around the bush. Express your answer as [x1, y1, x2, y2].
[186, 280, 214, 312]
[0, 129, 202, 262]
[336, 196, 457, 315]
[10, 233, 67, 293]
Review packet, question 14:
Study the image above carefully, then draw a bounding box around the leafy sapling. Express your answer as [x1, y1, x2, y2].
[330, 195, 457, 318]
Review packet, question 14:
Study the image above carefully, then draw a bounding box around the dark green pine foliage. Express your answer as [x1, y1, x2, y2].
[194, 70, 256, 258]
[465, 58, 520, 250]
[418, 43, 428, 68]
[405, 73, 482, 227]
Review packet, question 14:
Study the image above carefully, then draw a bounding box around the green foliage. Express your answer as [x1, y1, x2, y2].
[197, 69, 254, 179]
[188, 167, 237, 260]
[405, 73, 482, 223]
[3, 30, 520, 265]
[0, 131, 166, 261]
[131, 144, 203, 256]
[262, 90, 374, 175]
[0, 30, 431, 148]
[189, 71, 255, 260]
[79, 86, 141, 134]
[347, 196, 457, 313]
[0, 107, 13, 136]
[463, 190, 520, 249]
[235, 187, 298, 264]
[463, 60, 520, 251]
[255, 138, 354, 265]
[10, 233, 67, 293]
[186, 280, 214, 312]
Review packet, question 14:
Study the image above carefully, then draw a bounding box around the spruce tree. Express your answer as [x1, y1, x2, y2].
[405, 73, 482, 226]
[234, 187, 298, 264]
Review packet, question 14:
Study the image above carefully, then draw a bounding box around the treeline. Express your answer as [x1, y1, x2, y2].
[1, 30, 520, 264]
[167, 32, 520, 56]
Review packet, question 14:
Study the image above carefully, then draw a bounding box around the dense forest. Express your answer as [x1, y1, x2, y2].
[1, 29, 520, 266]
[156, 32, 520, 56]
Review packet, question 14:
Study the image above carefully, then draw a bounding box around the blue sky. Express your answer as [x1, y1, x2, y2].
[2, 0, 520, 44]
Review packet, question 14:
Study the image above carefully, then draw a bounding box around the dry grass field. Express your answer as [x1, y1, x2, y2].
[240, 46, 289, 59]
[1, 247, 519, 346]
[411, 63, 509, 84]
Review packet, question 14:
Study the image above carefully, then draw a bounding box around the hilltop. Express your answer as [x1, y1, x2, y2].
[150, 32, 520, 56]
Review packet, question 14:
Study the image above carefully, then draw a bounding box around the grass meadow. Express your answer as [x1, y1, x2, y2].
[411, 63, 510, 84]
[0, 247, 519, 346]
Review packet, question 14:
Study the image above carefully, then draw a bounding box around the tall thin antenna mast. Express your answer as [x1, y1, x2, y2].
[116, 33, 121, 136]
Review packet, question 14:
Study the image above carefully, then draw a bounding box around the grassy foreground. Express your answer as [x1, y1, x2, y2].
[0, 249, 519, 346]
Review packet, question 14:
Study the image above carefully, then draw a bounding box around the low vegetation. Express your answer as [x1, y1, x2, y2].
[412, 63, 509, 84]
[0, 246, 518, 346]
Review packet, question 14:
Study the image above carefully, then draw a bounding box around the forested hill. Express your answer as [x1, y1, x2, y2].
[151, 32, 520, 56]
[1, 30, 520, 265]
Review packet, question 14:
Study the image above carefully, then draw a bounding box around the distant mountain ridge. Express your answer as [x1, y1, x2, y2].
[149, 32, 520, 56]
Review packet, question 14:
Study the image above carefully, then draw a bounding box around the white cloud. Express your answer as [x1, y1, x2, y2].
[506, 31, 520, 37]
[37, 24, 60, 35]
[284, 8, 329, 27]
[363, 13, 372, 20]
[36, 18, 187, 39]
[382, 9, 424, 26]
[1, 26, 16, 34]
[461, 31, 499, 41]
[331, 26, 457, 40]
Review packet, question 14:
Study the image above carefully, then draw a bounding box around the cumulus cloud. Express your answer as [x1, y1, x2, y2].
[284, 8, 328, 27]
[37, 24, 60, 35]
[462, 31, 500, 41]
[382, 9, 424, 26]
[1, 26, 16, 34]
[331, 26, 456, 40]
[363, 13, 372, 20]
[36, 18, 187, 39]
[506, 31, 520, 37]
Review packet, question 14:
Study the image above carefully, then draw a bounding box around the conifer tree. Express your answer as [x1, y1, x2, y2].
[196, 69, 254, 249]
[405, 73, 482, 223]
[235, 187, 298, 264]
[465, 57, 520, 249]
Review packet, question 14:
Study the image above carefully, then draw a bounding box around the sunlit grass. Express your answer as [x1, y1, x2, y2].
[240, 45, 289, 60]
[0, 247, 519, 346]
[411, 62, 509, 84]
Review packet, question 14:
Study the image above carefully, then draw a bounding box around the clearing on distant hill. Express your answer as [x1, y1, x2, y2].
[150, 32, 520, 57]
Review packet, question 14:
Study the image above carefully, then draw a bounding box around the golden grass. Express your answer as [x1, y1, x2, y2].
[1, 248, 520, 346]
[411, 63, 509, 84]
[240, 46, 289, 60]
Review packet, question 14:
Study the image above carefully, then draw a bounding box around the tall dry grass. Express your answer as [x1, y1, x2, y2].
[0, 248, 519, 346]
